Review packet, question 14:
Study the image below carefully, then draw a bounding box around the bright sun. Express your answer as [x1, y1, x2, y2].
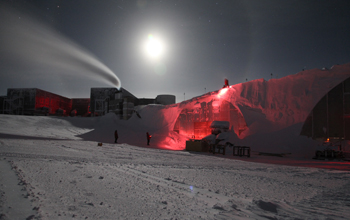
[144, 34, 164, 59]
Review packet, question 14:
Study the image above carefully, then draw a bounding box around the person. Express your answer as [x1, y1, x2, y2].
[146, 132, 152, 145]
[114, 130, 118, 143]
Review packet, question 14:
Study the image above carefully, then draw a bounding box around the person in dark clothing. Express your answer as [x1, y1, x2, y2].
[146, 132, 151, 145]
[114, 130, 118, 143]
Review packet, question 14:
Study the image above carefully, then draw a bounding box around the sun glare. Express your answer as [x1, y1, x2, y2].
[144, 34, 164, 59]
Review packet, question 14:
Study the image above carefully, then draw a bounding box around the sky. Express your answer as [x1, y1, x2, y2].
[0, 0, 350, 102]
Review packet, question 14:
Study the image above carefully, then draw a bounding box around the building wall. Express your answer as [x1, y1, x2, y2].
[173, 100, 247, 139]
[2, 87, 175, 118]
[137, 98, 155, 106]
[5, 88, 36, 115]
[90, 88, 118, 116]
[94, 87, 175, 119]
[4, 88, 72, 116]
[71, 98, 90, 116]
[0, 96, 6, 114]
[155, 95, 175, 105]
[300, 77, 350, 140]
[35, 89, 71, 115]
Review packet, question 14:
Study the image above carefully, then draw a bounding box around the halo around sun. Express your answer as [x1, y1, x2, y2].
[143, 34, 164, 60]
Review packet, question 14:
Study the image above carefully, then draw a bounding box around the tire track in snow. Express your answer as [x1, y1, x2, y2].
[111, 164, 327, 219]
[0, 152, 132, 162]
[0, 160, 38, 220]
[110, 164, 273, 219]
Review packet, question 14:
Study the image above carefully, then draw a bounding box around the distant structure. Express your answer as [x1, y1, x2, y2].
[223, 78, 229, 88]
[1, 88, 88, 116]
[90, 87, 175, 119]
[300, 77, 350, 140]
[1, 87, 175, 119]
[90, 87, 137, 119]
[155, 95, 176, 105]
[71, 98, 91, 116]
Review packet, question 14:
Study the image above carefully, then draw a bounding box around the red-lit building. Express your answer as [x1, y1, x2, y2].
[1, 87, 175, 118]
[71, 98, 90, 116]
[172, 68, 350, 143]
[173, 99, 246, 139]
[2, 88, 89, 116]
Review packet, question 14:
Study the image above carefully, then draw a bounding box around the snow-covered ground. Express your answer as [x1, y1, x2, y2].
[2, 64, 350, 219]
[1, 114, 350, 219]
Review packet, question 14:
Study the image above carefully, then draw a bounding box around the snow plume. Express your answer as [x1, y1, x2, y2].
[0, 5, 121, 90]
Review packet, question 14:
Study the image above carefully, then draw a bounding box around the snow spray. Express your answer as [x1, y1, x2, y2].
[0, 6, 121, 89]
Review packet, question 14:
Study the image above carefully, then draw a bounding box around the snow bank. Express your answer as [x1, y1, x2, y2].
[1, 137, 349, 219]
[0, 114, 93, 140]
[144, 63, 350, 156]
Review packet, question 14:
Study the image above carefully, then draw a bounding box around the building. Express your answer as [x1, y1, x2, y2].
[3, 88, 71, 115]
[173, 99, 246, 139]
[2, 88, 89, 116]
[0, 96, 5, 114]
[169, 64, 350, 143]
[90, 87, 137, 118]
[71, 98, 91, 116]
[90, 87, 119, 116]
[1, 87, 176, 119]
[300, 77, 350, 141]
[155, 95, 176, 105]
[90, 87, 176, 119]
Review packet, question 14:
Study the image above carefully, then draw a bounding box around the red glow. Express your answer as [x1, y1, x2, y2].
[173, 99, 248, 141]
[217, 88, 228, 98]
[212, 101, 220, 107]
[160, 145, 178, 150]
[157, 135, 186, 151]
[35, 89, 72, 116]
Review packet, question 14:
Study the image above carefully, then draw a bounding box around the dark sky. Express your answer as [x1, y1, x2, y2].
[1, 0, 350, 102]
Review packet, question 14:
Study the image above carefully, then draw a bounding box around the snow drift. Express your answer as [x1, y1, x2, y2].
[111, 63, 350, 156]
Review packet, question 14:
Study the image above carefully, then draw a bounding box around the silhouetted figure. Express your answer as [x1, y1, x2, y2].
[114, 130, 118, 143]
[146, 132, 152, 145]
